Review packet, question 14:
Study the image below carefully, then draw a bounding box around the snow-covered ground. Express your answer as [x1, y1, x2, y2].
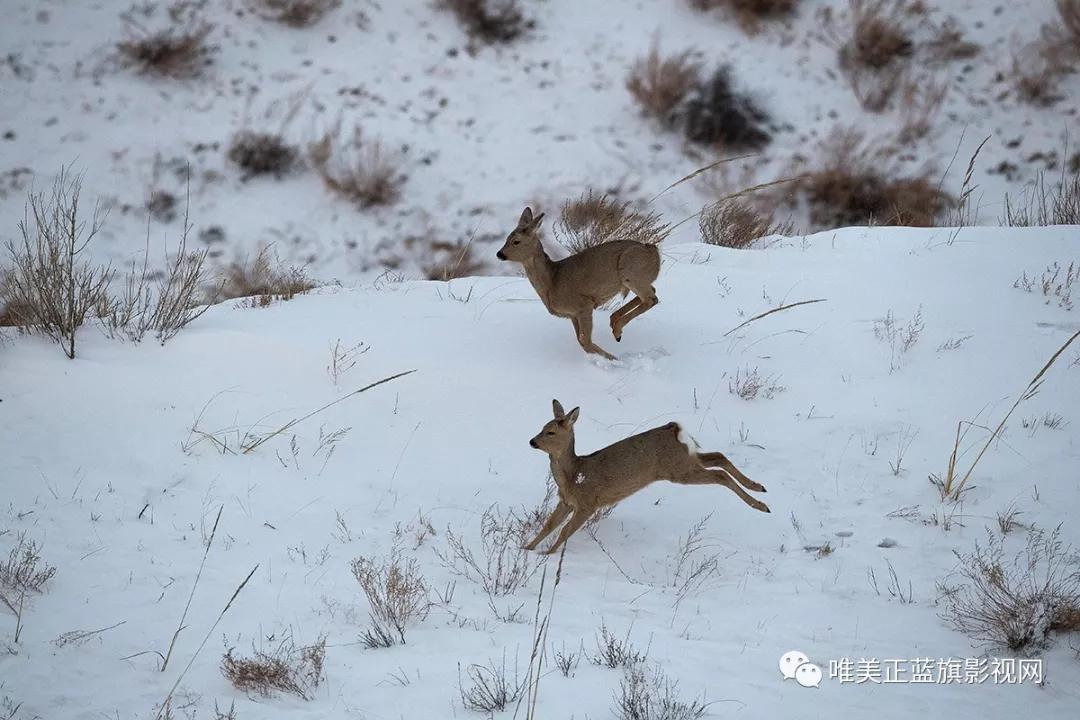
[1, 0, 1077, 280]
[3, 227, 1080, 719]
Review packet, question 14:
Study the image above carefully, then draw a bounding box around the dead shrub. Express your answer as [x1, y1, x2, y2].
[553, 191, 671, 254]
[216, 246, 314, 304]
[308, 123, 405, 209]
[1002, 171, 1080, 227]
[680, 66, 771, 150]
[351, 553, 430, 647]
[833, 0, 914, 111]
[685, 0, 798, 33]
[938, 527, 1080, 652]
[792, 129, 952, 228]
[699, 198, 793, 248]
[404, 236, 487, 281]
[627, 41, 702, 126]
[728, 365, 785, 400]
[117, 11, 214, 79]
[614, 661, 709, 720]
[592, 623, 649, 669]
[227, 131, 300, 179]
[458, 653, 524, 714]
[250, 0, 342, 27]
[1, 533, 57, 595]
[3, 170, 113, 358]
[436, 0, 532, 44]
[1009, 45, 1067, 107]
[923, 17, 981, 64]
[221, 633, 326, 700]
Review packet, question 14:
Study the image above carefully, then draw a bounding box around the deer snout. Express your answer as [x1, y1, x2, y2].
[529, 438, 539, 448]
[496, 250, 507, 261]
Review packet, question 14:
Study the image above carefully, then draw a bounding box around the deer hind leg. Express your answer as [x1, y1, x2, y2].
[542, 507, 593, 554]
[573, 313, 616, 360]
[675, 468, 770, 513]
[696, 452, 766, 493]
[524, 500, 572, 551]
[610, 284, 658, 341]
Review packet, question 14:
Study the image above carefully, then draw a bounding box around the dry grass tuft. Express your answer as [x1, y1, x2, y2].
[228, 131, 300, 179]
[3, 169, 113, 358]
[553, 191, 671, 255]
[615, 661, 709, 720]
[924, 17, 981, 63]
[592, 623, 649, 669]
[699, 198, 793, 248]
[627, 41, 702, 125]
[117, 12, 214, 79]
[221, 633, 326, 700]
[250, 0, 342, 27]
[308, 123, 405, 209]
[404, 236, 487, 281]
[437, 0, 532, 44]
[938, 528, 1080, 652]
[729, 365, 785, 400]
[458, 653, 525, 713]
[793, 129, 952, 228]
[1, 533, 57, 596]
[217, 246, 315, 305]
[351, 552, 430, 647]
[833, 0, 914, 111]
[1003, 171, 1080, 227]
[686, 0, 799, 33]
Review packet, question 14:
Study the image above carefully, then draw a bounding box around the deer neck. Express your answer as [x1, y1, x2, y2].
[548, 439, 582, 504]
[521, 249, 557, 310]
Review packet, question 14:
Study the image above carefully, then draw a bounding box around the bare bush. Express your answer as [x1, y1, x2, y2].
[592, 623, 649, 669]
[923, 17, 981, 63]
[1002, 172, 1080, 227]
[792, 129, 952, 228]
[437, 0, 532, 44]
[686, 0, 798, 33]
[117, 10, 214, 79]
[1009, 44, 1067, 107]
[553, 642, 581, 677]
[728, 366, 785, 400]
[404, 236, 487, 281]
[938, 527, 1080, 652]
[615, 661, 709, 720]
[699, 198, 793, 248]
[1, 533, 56, 595]
[833, 0, 914, 111]
[627, 42, 702, 125]
[553, 191, 671, 254]
[250, 0, 342, 27]
[308, 123, 405, 209]
[216, 246, 315, 305]
[458, 653, 524, 713]
[351, 553, 430, 647]
[228, 131, 300, 179]
[221, 633, 326, 700]
[3, 170, 113, 358]
[680, 67, 771, 149]
[873, 306, 924, 372]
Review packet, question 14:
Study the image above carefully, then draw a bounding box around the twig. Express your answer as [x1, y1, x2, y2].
[647, 154, 756, 203]
[723, 298, 826, 337]
[161, 505, 222, 672]
[54, 620, 127, 648]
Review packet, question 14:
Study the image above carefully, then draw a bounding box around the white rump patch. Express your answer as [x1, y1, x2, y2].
[676, 425, 700, 455]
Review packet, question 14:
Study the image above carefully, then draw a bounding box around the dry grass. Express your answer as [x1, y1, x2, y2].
[351, 553, 430, 647]
[627, 41, 702, 125]
[216, 246, 315, 305]
[403, 235, 487, 281]
[1014, 260, 1077, 311]
[1, 533, 56, 596]
[458, 653, 524, 713]
[437, 0, 532, 44]
[728, 365, 785, 400]
[938, 528, 1080, 652]
[221, 633, 326, 700]
[792, 129, 952, 228]
[308, 123, 405, 209]
[834, 0, 914, 111]
[250, 0, 342, 27]
[553, 191, 671, 255]
[680, 67, 771, 150]
[699, 198, 793, 248]
[924, 17, 981, 63]
[227, 131, 300, 179]
[592, 623, 649, 669]
[615, 661, 709, 720]
[686, 0, 798, 33]
[117, 12, 214, 79]
[1003, 171, 1080, 227]
[3, 170, 113, 358]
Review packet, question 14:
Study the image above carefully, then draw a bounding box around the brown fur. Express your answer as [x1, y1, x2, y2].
[496, 207, 661, 359]
[523, 400, 770, 554]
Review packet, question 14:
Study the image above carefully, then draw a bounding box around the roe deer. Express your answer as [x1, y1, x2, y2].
[523, 400, 769, 554]
[496, 207, 661, 360]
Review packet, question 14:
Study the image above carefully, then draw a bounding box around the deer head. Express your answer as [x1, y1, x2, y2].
[529, 399, 579, 454]
[496, 206, 546, 262]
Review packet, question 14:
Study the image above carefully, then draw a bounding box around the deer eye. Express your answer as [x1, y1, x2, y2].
[545, 431, 555, 436]
[513, 240, 520, 245]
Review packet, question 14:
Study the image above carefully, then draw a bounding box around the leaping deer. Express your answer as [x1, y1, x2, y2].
[496, 207, 661, 360]
[523, 400, 770, 555]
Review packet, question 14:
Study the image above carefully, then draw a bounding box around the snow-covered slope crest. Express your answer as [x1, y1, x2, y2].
[2, 227, 1080, 719]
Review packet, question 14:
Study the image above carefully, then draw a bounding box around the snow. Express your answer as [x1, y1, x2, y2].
[3, 227, 1080, 719]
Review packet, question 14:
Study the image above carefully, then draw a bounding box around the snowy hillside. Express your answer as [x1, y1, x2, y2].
[1, 0, 1077, 280]
[3, 227, 1080, 719]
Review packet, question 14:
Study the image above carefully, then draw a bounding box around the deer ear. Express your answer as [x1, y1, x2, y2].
[565, 407, 580, 424]
[552, 399, 565, 418]
[518, 207, 534, 228]
[532, 212, 545, 229]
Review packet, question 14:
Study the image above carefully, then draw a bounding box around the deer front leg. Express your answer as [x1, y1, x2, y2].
[524, 500, 571, 551]
[573, 313, 615, 360]
[542, 507, 592, 554]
